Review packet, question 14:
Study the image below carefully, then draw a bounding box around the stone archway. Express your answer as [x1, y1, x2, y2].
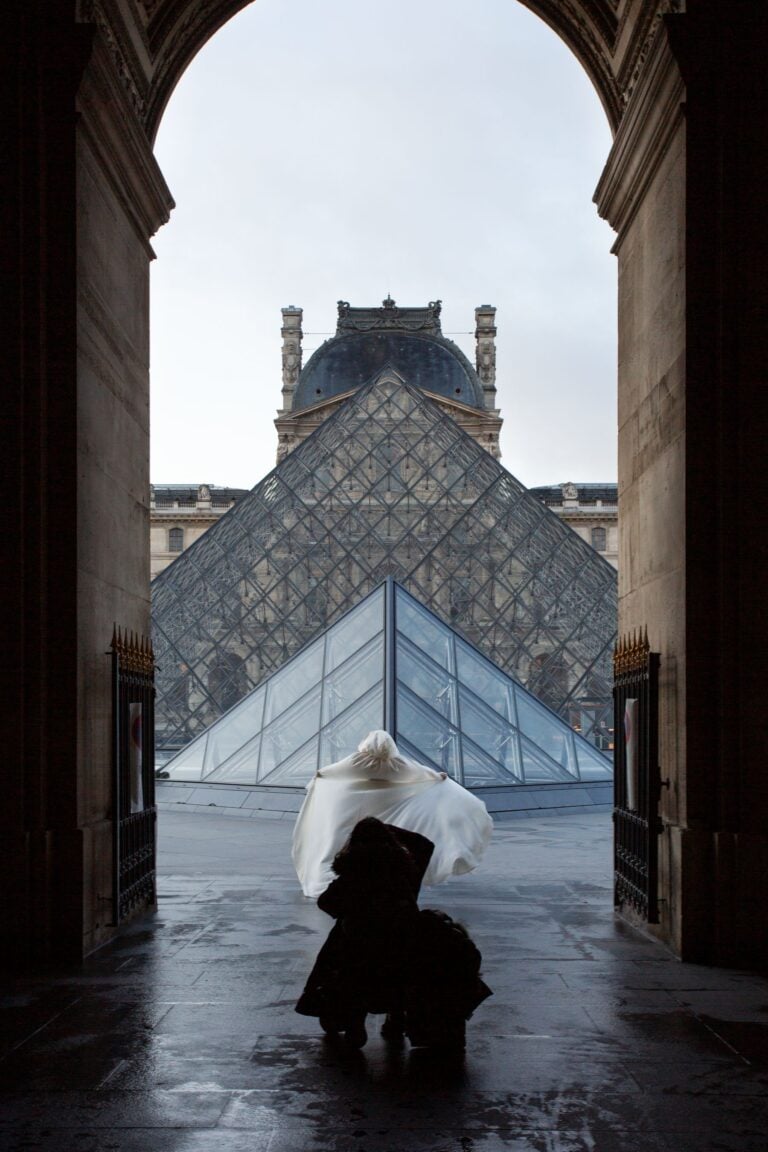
[140, 0, 626, 140]
[5, 1, 768, 969]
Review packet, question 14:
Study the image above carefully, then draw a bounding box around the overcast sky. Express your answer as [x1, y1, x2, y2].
[150, 0, 617, 491]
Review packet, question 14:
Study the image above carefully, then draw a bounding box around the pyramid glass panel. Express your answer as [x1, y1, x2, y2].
[455, 640, 516, 724]
[514, 691, 578, 777]
[259, 683, 323, 781]
[460, 733, 522, 788]
[519, 737, 575, 784]
[160, 580, 612, 791]
[153, 377, 617, 752]
[395, 594, 455, 672]
[325, 593, 383, 672]
[160, 734, 207, 782]
[259, 735, 320, 786]
[576, 738, 616, 779]
[204, 686, 266, 778]
[396, 687, 463, 779]
[318, 686, 385, 767]
[322, 636, 383, 726]
[396, 637, 458, 724]
[263, 639, 324, 727]
[205, 733, 262, 785]
[457, 687, 521, 779]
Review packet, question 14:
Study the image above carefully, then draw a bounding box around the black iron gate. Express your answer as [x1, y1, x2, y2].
[111, 627, 157, 923]
[613, 630, 661, 922]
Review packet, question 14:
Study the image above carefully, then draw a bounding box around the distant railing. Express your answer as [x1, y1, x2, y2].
[613, 630, 661, 922]
[111, 627, 157, 924]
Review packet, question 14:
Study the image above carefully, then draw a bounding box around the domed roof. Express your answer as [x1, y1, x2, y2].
[293, 298, 485, 411]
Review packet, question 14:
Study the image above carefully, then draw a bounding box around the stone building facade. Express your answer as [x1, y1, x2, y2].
[530, 483, 619, 569]
[150, 484, 247, 576]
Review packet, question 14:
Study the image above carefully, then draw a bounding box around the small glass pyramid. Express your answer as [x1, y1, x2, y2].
[152, 373, 617, 754]
[161, 580, 612, 789]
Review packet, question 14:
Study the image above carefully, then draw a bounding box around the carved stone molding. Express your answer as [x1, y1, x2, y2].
[617, 0, 685, 108]
[78, 0, 151, 118]
[138, 0, 683, 162]
[137, 0, 162, 20]
[594, 15, 685, 241]
[518, 0, 622, 130]
[77, 32, 174, 245]
[145, 0, 250, 139]
[144, 0, 624, 140]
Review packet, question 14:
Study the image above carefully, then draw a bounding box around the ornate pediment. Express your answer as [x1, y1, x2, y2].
[336, 297, 443, 335]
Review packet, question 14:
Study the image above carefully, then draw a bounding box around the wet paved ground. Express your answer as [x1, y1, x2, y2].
[2, 808, 768, 1151]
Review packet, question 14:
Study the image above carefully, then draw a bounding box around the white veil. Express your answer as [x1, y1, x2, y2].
[291, 730, 493, 898]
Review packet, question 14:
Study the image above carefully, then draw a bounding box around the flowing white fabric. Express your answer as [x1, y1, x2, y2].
[292, 730, 493, 898]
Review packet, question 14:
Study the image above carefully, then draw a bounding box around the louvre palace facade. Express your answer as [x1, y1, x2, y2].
[151, 299, 618, 775]
[150, 484, 248, 577]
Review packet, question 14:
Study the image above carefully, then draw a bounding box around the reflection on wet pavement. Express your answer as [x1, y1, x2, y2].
[1, 809, 767, 1151]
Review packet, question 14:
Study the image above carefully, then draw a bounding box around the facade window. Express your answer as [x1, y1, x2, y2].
[591, 526, 607, 552]
[168, 527, 184, 553]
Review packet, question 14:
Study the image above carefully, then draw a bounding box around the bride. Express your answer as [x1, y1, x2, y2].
[292, 730, 493, 898]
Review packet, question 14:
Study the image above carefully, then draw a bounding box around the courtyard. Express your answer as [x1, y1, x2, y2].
[1, 808, 767, 1151]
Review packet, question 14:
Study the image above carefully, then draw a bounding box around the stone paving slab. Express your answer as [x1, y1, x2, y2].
[1, 810, 767, 1151]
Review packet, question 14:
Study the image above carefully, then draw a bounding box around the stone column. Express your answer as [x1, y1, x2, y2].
[596, 7, 768, 967]
[279, 306, 303, 414]
[474, 305, 498, 411]
[1, 5, 173, 965]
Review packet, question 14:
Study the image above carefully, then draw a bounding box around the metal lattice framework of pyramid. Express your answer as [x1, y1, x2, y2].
[160, 580, 612, 790]
[152, 373, 617, 754]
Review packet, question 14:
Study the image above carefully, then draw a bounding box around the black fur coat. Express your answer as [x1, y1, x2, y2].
[296, 818, 491, 1034]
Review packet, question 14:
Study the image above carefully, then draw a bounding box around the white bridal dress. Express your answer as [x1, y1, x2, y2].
[292, 730, 493, 898]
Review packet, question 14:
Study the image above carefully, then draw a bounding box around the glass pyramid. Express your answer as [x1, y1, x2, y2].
[152, 372, 617, 754]
[161, 580, 612, 789]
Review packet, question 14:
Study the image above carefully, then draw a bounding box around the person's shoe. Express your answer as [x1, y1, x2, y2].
[381, 1011, 405, 1044]
[343, 1020, 368, 1049]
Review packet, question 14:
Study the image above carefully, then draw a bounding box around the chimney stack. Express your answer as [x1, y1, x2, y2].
[280, 306, 303, 413]
[474, 305, 497, 411]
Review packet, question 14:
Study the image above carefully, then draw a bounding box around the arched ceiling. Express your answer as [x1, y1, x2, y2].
[136, 0, 629, 141]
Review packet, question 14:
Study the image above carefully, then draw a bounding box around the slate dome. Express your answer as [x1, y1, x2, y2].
[293, 300, 485, 411]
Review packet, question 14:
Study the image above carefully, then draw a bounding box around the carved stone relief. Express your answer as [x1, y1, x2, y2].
[336, 297, 443, 334]
[79, 0, 150, 118]
[619, 0, 686, 107]
[143, 0, 626, 140]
